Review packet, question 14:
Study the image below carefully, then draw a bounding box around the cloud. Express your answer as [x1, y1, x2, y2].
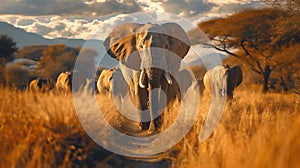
[0, 0, 265, 40]
[32, 22, 53, 35]
[53, 22, 67, 32]
[136, 0, 165, 13]
[0, 0, 142, 16]
[0, 13, 141, 39]
[215, 1, 264, 13]
[16, 18, 37, 26]
[153, 0, 217, 17]
[0, 0, 263, 18]
[136, 0, 263, 19]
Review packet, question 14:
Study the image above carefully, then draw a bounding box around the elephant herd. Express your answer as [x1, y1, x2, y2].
[29, 22, 243, 133]
[29, 71, 94, 93]
[95, 22, 243, 132]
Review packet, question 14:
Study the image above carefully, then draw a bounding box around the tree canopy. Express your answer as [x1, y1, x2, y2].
[37, 44, 79, 79]
[198, 8, 300, 92]
[0, 35, 17, 66]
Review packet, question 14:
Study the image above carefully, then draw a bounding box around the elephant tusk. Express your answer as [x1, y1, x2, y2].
[139, 69, 146, 88]
[164, 71, 172, 85]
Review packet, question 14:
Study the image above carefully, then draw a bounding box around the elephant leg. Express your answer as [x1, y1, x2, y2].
[148, 75, 164, 133]
[167, 76, 180, 103]
[226, 90, 234, 99]
[153, 80, 168, 129]
[137, 87, 150, 130]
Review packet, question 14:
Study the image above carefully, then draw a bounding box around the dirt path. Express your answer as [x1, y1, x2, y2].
[100, 117, 173, 168]
[96, 95, 174, 167]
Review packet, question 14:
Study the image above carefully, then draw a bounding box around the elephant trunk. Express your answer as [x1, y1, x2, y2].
[139, 69, 172, 88]
[145, 68, 164, 130]
[138, 47, 172, 88]
[138, 47, 174, 131]
[146, 68, 162, 88]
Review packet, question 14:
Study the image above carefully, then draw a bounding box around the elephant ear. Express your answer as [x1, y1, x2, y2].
[103, 23, 143, 70]
[162, 22, 191, 59]
[227, 65, 243, 90]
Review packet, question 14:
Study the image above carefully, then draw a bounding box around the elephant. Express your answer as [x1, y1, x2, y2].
[56, 71, 88, 93]
[97, 69, 114, 95]
[104, 22, 191, 132]
[203, 65, 243, 99]
[29, 77, 54, 92]
[56, 71, 72, 92]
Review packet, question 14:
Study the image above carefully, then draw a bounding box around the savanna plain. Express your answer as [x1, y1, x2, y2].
[0, 83, 299, 168]
[1, 5, 300, 168]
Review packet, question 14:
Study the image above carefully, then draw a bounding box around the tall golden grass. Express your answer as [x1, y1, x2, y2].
[0, 86, 299, 167]
[0, 88, 113, 168]
[173, 90, 300, 168]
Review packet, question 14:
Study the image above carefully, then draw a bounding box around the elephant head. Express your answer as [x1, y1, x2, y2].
[104, 22, 190, 132]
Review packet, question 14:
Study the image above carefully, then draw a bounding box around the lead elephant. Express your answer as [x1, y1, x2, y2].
[203, 65, 243, 99]
[104, 22, 191, 132]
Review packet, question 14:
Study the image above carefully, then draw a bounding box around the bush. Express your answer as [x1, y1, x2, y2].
[4, 65, 31, 89]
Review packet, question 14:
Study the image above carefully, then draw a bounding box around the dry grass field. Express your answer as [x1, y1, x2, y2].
[0, 86, 299, 168]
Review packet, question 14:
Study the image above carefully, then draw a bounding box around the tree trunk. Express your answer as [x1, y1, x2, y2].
[280, 76, 289, 92]
[262, 65, 271, 92]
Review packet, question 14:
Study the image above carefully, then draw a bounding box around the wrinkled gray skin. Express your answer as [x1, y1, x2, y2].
[104, 23, 190, 132]
[203, 65, 243, 99]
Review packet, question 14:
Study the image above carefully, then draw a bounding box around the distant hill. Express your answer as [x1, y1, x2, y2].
[0, 21, 87, 48]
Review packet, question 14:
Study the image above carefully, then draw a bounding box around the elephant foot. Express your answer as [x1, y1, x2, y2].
[154, 116, 163, 129]
[139, 121, 150, 130]
[138, 117, 162, 134]
[148, 122, 156, 134]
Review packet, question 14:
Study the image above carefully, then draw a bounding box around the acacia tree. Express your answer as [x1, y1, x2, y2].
[198, 8, 300, 92]
[262, 0, 300, 13]
[273, 45, 300, 93]
[0, 35, 17, 66]
[37, 44, 79, 79]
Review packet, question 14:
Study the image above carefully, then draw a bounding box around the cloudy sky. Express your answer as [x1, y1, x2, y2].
[0, 0, 266, 40]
